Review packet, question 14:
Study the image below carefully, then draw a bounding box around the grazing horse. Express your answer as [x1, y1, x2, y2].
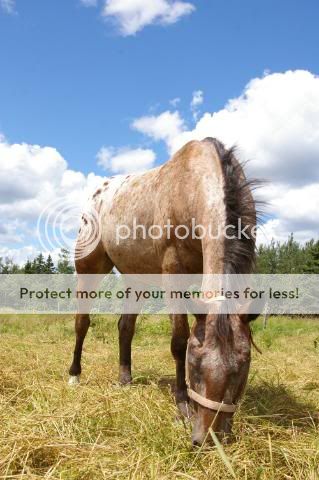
[69, 137, 258, 446]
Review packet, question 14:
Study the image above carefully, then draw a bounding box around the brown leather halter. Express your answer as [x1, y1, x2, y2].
[185, 295, 237, 414]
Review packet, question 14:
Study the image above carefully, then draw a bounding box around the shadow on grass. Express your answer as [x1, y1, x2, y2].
[132, 370, 176, 390]
[133, 372, 318, 431]
[242, 381, 318, 429]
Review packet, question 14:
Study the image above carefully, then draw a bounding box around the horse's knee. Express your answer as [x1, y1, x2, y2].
[75, 313, 90, 337]
[171, 335, 188, 360]
[118, 315, 136, 339]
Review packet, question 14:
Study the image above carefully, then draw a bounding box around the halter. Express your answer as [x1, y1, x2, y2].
[185, 295, 237, 414]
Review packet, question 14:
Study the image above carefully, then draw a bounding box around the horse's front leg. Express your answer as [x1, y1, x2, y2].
[170, 313, 190, 417]
[118, 314, 138, 384]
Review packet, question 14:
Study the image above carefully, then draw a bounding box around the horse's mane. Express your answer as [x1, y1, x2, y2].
[203, 137, 262, 345]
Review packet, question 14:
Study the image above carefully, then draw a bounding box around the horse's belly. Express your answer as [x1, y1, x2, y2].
[103, 233, 163, 274]
[102, 225, 202, 274]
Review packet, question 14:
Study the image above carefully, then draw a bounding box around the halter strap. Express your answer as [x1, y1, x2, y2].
[187, 388, 237, 413]
[185, 295, 237, 414]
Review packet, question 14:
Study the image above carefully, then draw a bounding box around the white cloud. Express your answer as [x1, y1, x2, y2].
[0, 136, 104, 263]
[0, 220, 26, 245]
[80, 0, 98, 6]
[132, 70, 319, 243]
[97, 146, 156, 174]
[0, 245, 39, 266]
[170, 70, 319, 185]
[132, 110, 185, 152]
[102, 0, 195, 36]
[0, 0, 15, 13]
[167, 71, 319, 242]
[191, 89, 203, 108]
[257, 218, 317, 246]
[190, 90, 204, 120]
[169, 97, 181, 107]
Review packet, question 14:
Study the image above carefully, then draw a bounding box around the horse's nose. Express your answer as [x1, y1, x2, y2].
[192, 438, 202, 447]
[192, 432, 205, 447]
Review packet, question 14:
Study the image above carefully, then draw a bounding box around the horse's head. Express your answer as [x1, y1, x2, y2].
[187, 308, 257, 446]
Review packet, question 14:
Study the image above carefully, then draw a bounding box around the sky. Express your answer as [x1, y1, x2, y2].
[0, 0, 319, 263]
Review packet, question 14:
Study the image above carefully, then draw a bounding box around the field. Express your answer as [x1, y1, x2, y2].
[0, 314, 318, 479]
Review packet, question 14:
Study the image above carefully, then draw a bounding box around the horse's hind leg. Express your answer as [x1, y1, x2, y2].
[68, 242, 113, 385]
[170, 314, 190, 417]
[69, 311, 90, 383]
[118, 314, 138, 384]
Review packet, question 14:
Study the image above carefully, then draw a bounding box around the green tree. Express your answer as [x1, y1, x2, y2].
[57, 248, 74, 274]
[23, 259, 34, 274]
[45, 254, 56, 274]
[0, 257, 20, 273]
[256, 239, 279, 273]
[303, 240, 319, 273]
[32, 253, 46, 274]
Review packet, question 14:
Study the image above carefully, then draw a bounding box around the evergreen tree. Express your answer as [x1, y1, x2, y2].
[33, 253, 46, 273]
[256, 239, 279, 273]
[303, 240, 319, 273]
[23, 259, 33, 274]
[277, 234, 304, 273]
[45, 254, 56, 273]
[57, 248, 74, 273]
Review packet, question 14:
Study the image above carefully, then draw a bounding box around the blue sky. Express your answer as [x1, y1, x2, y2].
[1, 0, 319, 172]
[1, 0, 319, 262]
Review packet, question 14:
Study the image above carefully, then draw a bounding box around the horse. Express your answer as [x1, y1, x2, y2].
[68, 137, 259, 446]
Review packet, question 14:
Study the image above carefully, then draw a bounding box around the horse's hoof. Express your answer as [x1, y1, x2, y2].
[119, 375, 132, 385]
[68, 375, 80, 386]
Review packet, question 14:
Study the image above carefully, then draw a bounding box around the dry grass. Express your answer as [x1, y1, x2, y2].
[0, 314, 318, 479]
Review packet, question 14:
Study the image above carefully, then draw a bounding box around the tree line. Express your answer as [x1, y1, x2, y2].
[0, 235, 318, 274]
[256, 235, 319, 274]
[0, 248, 75, 274]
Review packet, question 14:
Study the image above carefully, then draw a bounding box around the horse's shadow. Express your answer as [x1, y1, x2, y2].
[240, 381, 318, 429]
[133, 372, 318, 430]
[132, 370, 176, 389]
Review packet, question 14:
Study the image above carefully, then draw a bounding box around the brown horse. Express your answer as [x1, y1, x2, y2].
[69, 137, 258, 446]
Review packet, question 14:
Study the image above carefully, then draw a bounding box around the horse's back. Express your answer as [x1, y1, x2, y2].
[77, 139, 226, 274]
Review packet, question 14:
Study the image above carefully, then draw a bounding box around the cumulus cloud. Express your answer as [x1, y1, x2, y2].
[0, 245, 39, 265]
[0, 220, 25, 245]
[132, 110, 185, 152]
[97, 146, 156, 174]
[132, 70, 319, 243]
[0, 139, 102, 221]
[0, 136, 104, 263]
[171, 71, 319, 185]
[102, 0, 195, 36]
[0, 0, 15, 13]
